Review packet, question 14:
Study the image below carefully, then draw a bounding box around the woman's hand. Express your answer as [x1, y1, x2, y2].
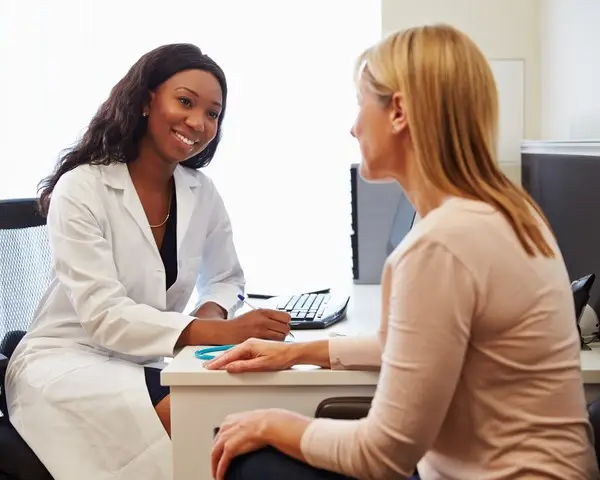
[224, 309, 291, 344]
[211, 409, 311, 480]
[204, 338, 297, 372]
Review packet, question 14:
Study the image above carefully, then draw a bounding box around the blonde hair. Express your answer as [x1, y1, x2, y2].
[356, 24, 554, 258]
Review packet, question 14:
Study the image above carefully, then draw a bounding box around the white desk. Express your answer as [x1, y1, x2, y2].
[582, 344, 600, 401]
[162, 285, 380, 480]
[162, 283, 600, 480]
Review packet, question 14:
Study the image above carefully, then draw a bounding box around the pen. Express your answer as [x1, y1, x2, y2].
[237, 293, 295, 339]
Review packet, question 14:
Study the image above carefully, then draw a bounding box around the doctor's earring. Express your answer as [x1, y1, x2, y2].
[142, 111, 149, 117]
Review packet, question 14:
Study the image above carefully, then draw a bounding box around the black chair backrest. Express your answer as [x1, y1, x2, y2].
[0, 199, 53, 340]
[573, 274, 596, 322]
[572, 274, 596, 350]
[588, 396, 600, 469]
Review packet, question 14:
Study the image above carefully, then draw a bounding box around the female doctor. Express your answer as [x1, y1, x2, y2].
[6, 43, 290, 480]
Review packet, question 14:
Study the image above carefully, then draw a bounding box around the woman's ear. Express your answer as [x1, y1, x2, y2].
[390, 92, 407, 134]
[143, 91, 155, 117]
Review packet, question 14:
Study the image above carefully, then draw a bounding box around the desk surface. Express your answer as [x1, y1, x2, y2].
[162, 284, 381, 386]
[162, 347, 380, 386]
[581, 344, 600, 382]
[162, 283, 600, 386]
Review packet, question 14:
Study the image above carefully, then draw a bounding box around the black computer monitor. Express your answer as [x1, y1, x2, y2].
[522, 152, 600, 310]
[386, 194, 416, 255]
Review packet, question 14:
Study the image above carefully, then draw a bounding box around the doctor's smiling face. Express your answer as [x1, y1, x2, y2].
[143, 69, 223, 165]
[38, 44, 228, 214]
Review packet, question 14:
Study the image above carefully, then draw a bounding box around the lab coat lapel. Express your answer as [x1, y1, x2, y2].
[173, 166, 199, 252]
[123, 184, 160, 256]
[101, 163, 159, 257]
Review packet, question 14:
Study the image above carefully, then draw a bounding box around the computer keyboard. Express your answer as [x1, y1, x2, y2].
[274, 292, 350, 329]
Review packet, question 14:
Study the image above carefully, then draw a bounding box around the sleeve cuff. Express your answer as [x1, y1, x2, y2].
[194, 283, 242, 318]
[165, 314, 196, 356]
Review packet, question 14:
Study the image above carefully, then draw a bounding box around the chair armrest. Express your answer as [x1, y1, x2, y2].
[0, 354, 9, 420]
[315, 396, 372, 420]
[0, 353, 7, 373]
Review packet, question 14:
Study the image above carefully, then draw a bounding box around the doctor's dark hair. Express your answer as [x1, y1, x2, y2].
[38, 43, 227, 215]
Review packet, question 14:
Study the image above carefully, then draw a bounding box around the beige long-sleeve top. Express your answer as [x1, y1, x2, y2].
[300, 197, 599, 480]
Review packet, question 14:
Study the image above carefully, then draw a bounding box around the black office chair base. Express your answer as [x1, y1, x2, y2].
[0, 417, 54, 480]
[1, 330, 54, 479]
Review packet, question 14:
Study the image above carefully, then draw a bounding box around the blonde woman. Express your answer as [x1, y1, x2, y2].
[206, 24, 599, 480]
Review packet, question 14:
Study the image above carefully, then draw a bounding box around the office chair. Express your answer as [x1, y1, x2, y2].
[588, 396, 600, 468]
[0, 198, 54, 480]
[572, 274, 596, 350]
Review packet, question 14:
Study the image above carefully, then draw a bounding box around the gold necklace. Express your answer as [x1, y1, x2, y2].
[149, 187, 173, 229]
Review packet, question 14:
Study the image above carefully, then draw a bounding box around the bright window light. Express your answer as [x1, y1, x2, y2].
[0, 0, 382, 294]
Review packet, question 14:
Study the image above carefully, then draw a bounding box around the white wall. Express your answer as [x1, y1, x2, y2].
[381, 0, 542, 185]
[540, 0, 600, 140]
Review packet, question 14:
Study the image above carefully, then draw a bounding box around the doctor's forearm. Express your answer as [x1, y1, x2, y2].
[175, 303, 228, 348]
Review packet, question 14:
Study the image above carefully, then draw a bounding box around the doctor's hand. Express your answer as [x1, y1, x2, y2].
[224, 309, 291, 344]
[204, 338, 296, 373]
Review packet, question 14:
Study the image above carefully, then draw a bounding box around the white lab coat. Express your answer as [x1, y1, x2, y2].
[5, 162, 244, 480]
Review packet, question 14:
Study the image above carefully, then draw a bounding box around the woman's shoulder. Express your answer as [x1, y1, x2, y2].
[387, 197, 504, 266]
[412, 197, 501, 246]
[175, 166, 224, 203]
[53, 163, 106, 199]
[178, 166, 216, 189]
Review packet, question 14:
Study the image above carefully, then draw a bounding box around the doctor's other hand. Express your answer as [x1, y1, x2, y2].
[204, 338, 295, 373]
[225, 309, 291, 343]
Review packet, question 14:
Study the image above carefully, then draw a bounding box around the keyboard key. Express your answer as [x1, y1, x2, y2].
[311, 296, 323, 310]
[286, 295, 301, 310]
[277, 296, 291, 309]
[297, 295, 310, 310]
[304, 294, 317, 309]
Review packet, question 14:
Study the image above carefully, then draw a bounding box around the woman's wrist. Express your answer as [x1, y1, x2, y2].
[260, 409, 312, 461]
[289, 340, 331, 368]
